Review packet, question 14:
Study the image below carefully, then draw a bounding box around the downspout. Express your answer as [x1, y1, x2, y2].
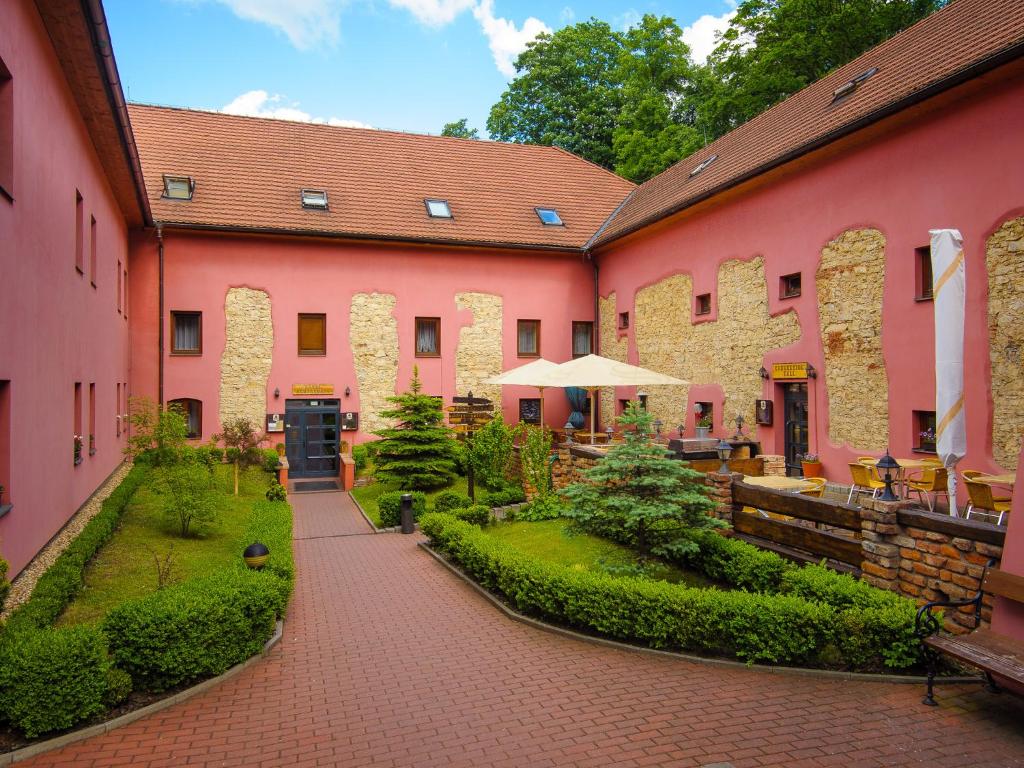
[157, 226, 165, 407]
[590, 251, 600, 355]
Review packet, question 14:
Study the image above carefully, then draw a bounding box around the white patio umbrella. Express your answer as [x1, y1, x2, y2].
[531, 354, 688, 443]
[484, 358, 560, 426]
[931, 229, 967, 516]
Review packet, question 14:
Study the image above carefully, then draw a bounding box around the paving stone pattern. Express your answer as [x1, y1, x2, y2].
[24, 492, 1024, 767]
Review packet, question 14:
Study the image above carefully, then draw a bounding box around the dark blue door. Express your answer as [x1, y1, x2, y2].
[285, 399, 340, 478]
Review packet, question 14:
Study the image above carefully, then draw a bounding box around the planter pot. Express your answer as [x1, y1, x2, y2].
[695, 426, 710, 439]
[801, 461, 824, 478]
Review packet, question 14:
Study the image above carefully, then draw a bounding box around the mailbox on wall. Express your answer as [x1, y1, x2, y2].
[755, 399, 773, 426]
[340, 412, 359, 431]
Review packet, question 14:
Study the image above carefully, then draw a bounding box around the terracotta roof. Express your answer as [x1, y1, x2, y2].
[128, 104, 634, 250]
[591, 0, 1024, 248]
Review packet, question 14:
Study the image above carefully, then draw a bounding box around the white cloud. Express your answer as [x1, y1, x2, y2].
[681, 9, 736, 63]
[387, 0, 475, 26]
[472, 0, 550, 78]
[222, 90, 372, 128]
[613, 9, 642, 31]
[559, 6, 575, 25]
[209, 0, 343, 49]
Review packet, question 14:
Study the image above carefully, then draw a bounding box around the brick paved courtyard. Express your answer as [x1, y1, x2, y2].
[23, 492, 1024, 767]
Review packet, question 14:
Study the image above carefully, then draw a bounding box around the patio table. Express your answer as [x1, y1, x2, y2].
[974, 473, 1015, 487]
[742, 475, 814, 492]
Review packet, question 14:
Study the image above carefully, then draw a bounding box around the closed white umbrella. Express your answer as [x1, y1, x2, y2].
[931, 229, 967, 516]
[484, 358, 559, 426]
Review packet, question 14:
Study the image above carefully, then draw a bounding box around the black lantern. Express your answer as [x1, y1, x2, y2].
[605, 425, 614, 441]
[716, 439, 732, 474]
[243, 542, 270, 569]
[653, 419, 663, 440]
[677, 423, 684, 438]
[876, 451, 901, 502]
[563, 420, 575, 445]
[733, 413, 745, 439]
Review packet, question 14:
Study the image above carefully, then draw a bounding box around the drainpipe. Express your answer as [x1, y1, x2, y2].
[157, 226, 165, 406]
[590, 251, 600, 355]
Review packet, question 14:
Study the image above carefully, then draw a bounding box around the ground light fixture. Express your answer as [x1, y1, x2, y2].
[716, 439, 732, 474]
[563, 420, 575, 444]
[243, 542, 270, 569]
[876, 451, 901, 501]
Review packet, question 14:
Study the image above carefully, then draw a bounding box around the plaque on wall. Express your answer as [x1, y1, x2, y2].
[755, 399, 773, 426]
[266, 413, 285, 432]
[771, 362, 808, 380]
[292, 384, 334, 395]
[340, 412, 359, 431]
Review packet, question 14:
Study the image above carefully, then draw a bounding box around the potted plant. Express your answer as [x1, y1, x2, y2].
[800, 452, 823, 478]
[73, 434, 83, 465]
[918, 427, 936, 453]
[695, 414, 712, 439]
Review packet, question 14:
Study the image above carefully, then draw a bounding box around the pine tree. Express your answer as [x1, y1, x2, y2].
[373, 367, 458, 489]
[563, 401, 718, 553]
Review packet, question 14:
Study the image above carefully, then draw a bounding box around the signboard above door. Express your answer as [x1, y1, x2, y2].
[771, 362, 809, 380]
[292, 384, 334, 396]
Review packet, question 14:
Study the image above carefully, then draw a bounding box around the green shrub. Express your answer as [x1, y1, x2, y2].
[261, 448, 281, 473]
[353, 444, 370, 473]
[157, 462, 218, 537]
[104, 666, 133, 707]
[454, 504, 492, 527]
[481, 486, 526, 507]
[240, 500, 295, 614]
[102, 571, 278, 692]
[433, 490, 472, 513]
[0, 556, 9, 610]
[377, 490, 427, 527]
[661, 528, 796, 593]
[467, 414, 516, 489]
[0, 625, 111, 737]
[515, 494, 566, 521]
[265, 481, 287, 502]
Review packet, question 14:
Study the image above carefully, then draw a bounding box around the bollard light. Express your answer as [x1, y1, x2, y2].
[563, 420, 575, 445]
[400, 493, 415, 534]
[876, 451, 901, 502]
[243, 542, 270, 569]
[715, 440, 732, 474]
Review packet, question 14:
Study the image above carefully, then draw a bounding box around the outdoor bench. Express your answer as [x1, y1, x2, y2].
[916, 560, 1024, 705]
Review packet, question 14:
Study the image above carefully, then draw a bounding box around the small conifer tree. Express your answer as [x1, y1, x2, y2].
[374, 367, 458, 489]
[563, 401, 719, 553]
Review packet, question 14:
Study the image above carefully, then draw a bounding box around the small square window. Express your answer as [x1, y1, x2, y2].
[162, 175, 194, 200]
[117, 259, 122, 313]
[519, 398, 541, 425]
[425, 198, 452, 218]
[75, 190, 84, 274]
[301, 189, 328, 209]
[535, 207, 563, 226]
[915, 246, 933, 301]
[695, 401, 713, 432]
[618, 311, 629, 330]
[298, 313, 327, 356]
[572, 321, 593, 357]
[696, 293, 712, 315]
[618, 398, 630, 415]
[90, 216, 97, 287]
[0, 56, 12, 198]
[914, 410, 936, 452]
[518, 319, 540, 357]
[171, 311, 202, 355]
[780, 273, 802, 299]
[415, 317, 441, 357]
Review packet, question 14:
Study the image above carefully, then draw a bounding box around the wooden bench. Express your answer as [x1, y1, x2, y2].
[916, 561, 1024, 705]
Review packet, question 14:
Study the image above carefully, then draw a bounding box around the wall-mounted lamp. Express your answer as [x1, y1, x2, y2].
[344, 386, 351, 397]
[759, 366, 770, 380]
[807, 364, 817, 379]
[273, 387, 280, 399]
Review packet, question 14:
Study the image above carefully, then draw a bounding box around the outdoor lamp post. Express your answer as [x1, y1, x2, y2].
[563, 420, 575, 445]
[876, 451, 901, 501]
[716, 439, 732, 474]
[605, 425, 614, 442]
[653, 419, 663, 441]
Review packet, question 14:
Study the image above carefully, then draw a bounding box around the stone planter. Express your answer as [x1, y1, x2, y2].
[695, 426, 710, 439]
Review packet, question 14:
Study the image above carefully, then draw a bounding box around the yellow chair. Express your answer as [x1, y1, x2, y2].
[848, 462, 885, 503]
[800, 477, 827, 498]
[965, 480, 1012, 526]
[963, 470, 1011, 504]
[906, 467, 948, 512]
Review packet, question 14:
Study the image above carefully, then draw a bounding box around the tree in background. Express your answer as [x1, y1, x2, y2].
[126, 397, 188, 465]
[374, 367, 458, 489]
[440, 119, 479, 139]
[466, 413, 516, 490]
[215, 418, 265, 496]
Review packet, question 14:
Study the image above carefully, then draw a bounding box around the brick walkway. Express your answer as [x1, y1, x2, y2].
[23, 492, 1024, 767]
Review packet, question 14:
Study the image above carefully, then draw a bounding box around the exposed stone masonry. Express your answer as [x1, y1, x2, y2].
[350, 292, 399, 435]
[455, 292, 503, 405]
[220, 287, 273, 429]
[986, 216, 1024, 470]
[817, 229, 888, 450]
[598, 293, 629, 426]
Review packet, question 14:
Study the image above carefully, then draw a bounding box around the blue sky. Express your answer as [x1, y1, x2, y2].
[105, 0, 736, 136]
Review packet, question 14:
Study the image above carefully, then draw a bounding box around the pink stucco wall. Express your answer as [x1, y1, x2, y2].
[595, 68, 1024, 490]
[129, 231, 594, 448]
[991, 445, 1024, 652]
[0, 1, 131, 576]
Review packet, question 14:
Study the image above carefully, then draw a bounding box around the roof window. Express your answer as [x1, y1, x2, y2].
[300, 189, 329, 210]
[688, 154, 718, 178]
[162, 175, 194, 201]
[425, 198, 452, 218]
[831, 66, 880, 103]
[535, 207, 563, 226]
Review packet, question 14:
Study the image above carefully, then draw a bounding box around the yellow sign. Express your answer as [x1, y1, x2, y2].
[292, 384, 335, 396]
[771, 362, 809, 380]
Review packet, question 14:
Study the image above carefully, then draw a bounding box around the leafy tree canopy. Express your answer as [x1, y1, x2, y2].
[440, 118, 479, 139]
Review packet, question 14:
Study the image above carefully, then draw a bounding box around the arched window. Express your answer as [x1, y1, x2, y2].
[168, 398, 202, 439]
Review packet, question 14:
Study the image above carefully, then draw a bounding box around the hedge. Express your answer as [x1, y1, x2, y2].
[378, 491, 426, 527]
[421, 513, 922, 671]
[432, 490, 472, 513]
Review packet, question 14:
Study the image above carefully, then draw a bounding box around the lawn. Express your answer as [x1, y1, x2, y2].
[57, 464, 272, 626]
[482, 518, 717, 588]
[352, 475, 469, 527]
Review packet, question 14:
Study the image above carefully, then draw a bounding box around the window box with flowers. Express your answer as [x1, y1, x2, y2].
[917, 428, 936, 454]
[89, 433, 96, 456]
[73, 434, 83, 466]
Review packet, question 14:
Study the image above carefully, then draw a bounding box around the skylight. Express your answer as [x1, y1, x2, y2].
[535, 207, 563, 226]
[831, 67, 880, 103]
[300, 189, 329, 210]
[688, 155, 718, 178]
[425, 199, 452, 218]
[162, 174, 194, 201]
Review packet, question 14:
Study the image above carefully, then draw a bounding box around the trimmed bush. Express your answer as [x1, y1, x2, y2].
[261, 448, 281, 473]
[0, 625, 110, 737]
[352, 444, 370, 473]
[480, 486, 526, 507]
[433, 490, 472, 513]
[265, 481, 287, 502]
[663, 528, 796, 593]
[239, 499, 295, 615]
[104, 666, 133, 707]
[454, 504, 492, 527]
[377, 490, 427, 527]
[0, 556, 9, 610]
[102, 571, 279, 692]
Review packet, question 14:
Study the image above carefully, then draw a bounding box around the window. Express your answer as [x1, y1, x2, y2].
[123, 266, 128, 319]
[572, 321, 593, 357]
[519, 398, 541, 425]
[75, 191, 84, 274]
[171, 311, 202, 355]
[116, 259, 122, 313]
[162, 175, 194, 200]
[535, 207, 563, 226]
[0, 381, 10, 514]
[415, 317, 441, 357]
[424, 198, 452, 218]
[689, 154, 718, 178]
[0, 56, 11, 198]
[300, 189, 328, 209]
[915, 410, 936, 452]
[88, 383, 96, 455]
[618, 311, 629, 330]
[74, 382, 82, 466]
[90, 216, 97, 287]
[116, 383, 121, 438]
[915, 245, 933, 301]
[298, 313, 326, 355]
[831, 67, 879, 104]
[780, 273, 802, 299]
[696, 293, 712, 315]
[696, 401, 713, 432]
[517, 319, 540, 357]
[169, 398, 202, 439]
[619, 398, 630, 415]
